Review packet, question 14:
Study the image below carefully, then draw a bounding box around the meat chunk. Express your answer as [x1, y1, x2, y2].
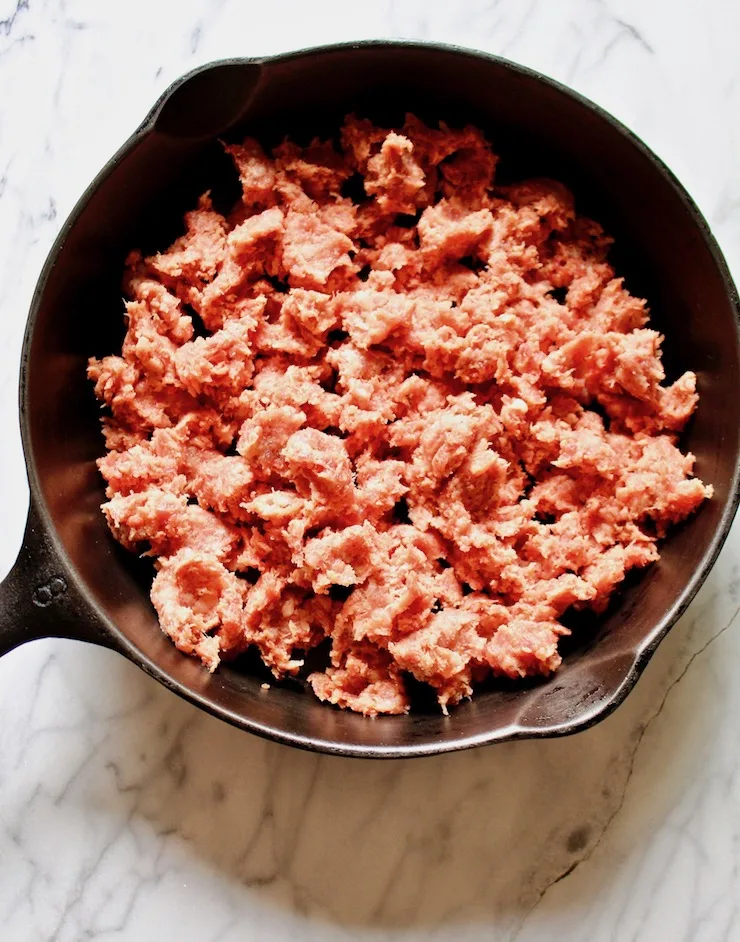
[90, 112, 711, 718]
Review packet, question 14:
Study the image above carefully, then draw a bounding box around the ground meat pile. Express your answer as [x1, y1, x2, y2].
[88, 114, 712, 716]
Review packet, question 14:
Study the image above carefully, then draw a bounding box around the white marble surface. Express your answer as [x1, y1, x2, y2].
[1, 1, 740, 939]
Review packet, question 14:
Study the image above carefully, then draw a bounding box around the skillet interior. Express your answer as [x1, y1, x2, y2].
[22, 43, 740, 755]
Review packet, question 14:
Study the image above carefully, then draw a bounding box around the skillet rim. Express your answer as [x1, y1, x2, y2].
[17, 39, 740, 758]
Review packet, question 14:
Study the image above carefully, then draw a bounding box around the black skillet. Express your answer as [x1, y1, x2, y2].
[1, 41, 738, 758]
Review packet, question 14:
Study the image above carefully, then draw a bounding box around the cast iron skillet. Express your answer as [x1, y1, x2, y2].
[0, 41, 738, 758]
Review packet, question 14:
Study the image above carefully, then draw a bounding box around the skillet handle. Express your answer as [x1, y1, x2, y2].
[0, 500, 117, 657]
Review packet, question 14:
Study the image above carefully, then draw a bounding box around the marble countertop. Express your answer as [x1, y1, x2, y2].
[2, 1, 740, 939]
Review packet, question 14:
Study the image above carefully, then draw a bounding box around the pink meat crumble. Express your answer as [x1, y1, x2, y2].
[88, 114, 712, 717]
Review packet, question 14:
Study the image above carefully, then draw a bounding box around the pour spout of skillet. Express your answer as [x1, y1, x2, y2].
[151, 61, 264, 139]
